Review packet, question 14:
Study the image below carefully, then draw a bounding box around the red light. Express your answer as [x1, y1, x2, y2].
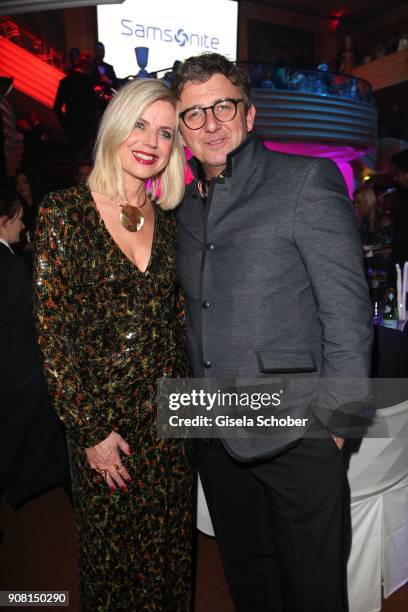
[329, 9, 347, 31]
[0, 36, 64, 108]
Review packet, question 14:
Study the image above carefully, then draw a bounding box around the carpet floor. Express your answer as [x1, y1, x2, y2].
[0, 487, 406, 611]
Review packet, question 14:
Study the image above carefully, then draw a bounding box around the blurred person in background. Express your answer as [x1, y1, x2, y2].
[354, 186, 394, 261]
[12, 167, 44, 272]
[0, 189, 69, 511]
[162, 60, 182, 87]
[64, 46, 80, 75]
[354, 185, 394, 306]
[91, 41, 119, 94]
[54, 52, 101, 159]
[14, 166, 44, 236]
[390, 149, 408, 268]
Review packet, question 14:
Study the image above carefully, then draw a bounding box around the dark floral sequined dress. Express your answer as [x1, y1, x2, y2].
[34, 184, 192, 611]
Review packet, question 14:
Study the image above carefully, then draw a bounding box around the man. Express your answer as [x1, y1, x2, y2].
[390, 148, 408, 268]
[0, 190, 69, 509]
[172, 53, 372, 611]
[92, 41, 119, 93]
[54, 52, 100, 159]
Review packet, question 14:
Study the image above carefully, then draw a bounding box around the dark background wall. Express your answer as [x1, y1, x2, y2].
[247, 20, 314, 66]
[9, 7, 97, 63]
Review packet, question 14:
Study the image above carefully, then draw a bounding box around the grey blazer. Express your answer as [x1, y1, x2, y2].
[176, 134, 373, 461]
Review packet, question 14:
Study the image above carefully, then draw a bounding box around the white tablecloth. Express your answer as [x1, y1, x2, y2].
[347, 400, 408, 612]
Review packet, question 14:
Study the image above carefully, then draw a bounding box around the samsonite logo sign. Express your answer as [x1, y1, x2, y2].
[120, 21, 220, 50]
[97, 0, 237, 76]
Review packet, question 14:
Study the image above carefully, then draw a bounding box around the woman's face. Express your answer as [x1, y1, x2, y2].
[0, 206, 25, 245]
[118, 99, 176, 188]
[15, 172, 32, 203]
[355, 196, 371, 217]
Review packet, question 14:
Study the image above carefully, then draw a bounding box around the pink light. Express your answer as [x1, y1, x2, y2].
[184, 142, 371, 198]
[262, 141, 366, 197]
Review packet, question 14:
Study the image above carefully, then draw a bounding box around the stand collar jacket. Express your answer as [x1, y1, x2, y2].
[176, 132, 372, 459]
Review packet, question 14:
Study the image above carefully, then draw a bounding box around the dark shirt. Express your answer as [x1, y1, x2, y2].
[91, 60, 119, 91]
[391, 188, 408, 267]
[53, 70, 99, 129]
[0, 243, 41, 387]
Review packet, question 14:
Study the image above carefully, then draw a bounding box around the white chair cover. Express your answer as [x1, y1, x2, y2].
[347, 400, 408, 612]
[197, 474, 215, 537]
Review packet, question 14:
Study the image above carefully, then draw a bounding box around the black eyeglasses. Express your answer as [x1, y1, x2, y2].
[179, 98, 244, 130]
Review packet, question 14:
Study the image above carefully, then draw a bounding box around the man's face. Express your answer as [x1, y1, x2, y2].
[178, 73, 256, 178]
[95, 44, 105, 62]
[394, 169, 408, 190]
[0, 206, 25, 245]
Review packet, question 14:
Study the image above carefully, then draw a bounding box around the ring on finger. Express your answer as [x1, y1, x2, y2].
[100, 469, 108, 478]
[113, 463, 123, 470]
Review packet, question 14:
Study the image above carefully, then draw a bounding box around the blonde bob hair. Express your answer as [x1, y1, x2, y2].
[88, 79, 185, 209]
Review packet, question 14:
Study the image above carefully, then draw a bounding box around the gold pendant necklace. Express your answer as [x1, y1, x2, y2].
[119, 193, 147, 232]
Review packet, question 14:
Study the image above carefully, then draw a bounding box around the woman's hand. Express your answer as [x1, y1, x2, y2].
[85, 431, 132, 491]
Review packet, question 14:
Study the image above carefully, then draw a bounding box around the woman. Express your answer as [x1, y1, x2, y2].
[0, 190, 69, 508]
[34, 80, 192, 611]
[354, 185, 394, 283]
[13, 167, 44, 272]
[14, 166, 44, 236]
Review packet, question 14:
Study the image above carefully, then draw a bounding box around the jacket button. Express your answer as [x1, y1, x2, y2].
[203, 360, 212, 369]
[202, 300, 211, 309]
[206, 242, 215, 250]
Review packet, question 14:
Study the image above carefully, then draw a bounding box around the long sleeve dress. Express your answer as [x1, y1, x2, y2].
[34, 184, 192, 612]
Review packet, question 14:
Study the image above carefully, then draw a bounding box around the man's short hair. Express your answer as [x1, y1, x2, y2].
[171, 53, 253, 110]
[391, 148, 408, 172]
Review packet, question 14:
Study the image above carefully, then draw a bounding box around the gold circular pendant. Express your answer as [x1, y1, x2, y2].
[120, 206, 145, 232]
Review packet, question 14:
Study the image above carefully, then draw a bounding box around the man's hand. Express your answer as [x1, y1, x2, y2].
[85, 431, 132, 491]
[332, 435, 345, 450]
